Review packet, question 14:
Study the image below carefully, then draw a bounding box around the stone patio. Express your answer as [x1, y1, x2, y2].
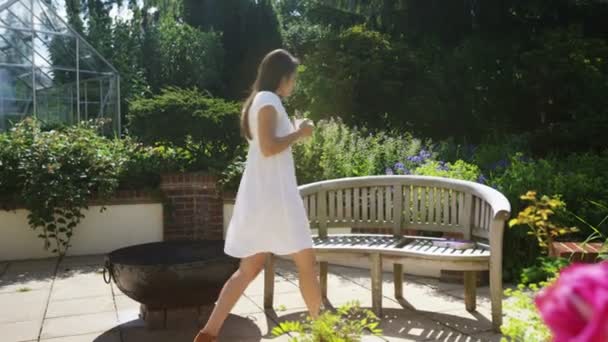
[0, 256, 503, 342]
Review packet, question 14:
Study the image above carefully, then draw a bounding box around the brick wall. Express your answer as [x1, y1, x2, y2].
[3, 189, 162, 209]
[160, 173, 223, 241]
[89, 190, 161, 206]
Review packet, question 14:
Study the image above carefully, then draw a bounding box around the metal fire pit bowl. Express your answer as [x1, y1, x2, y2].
[103, 240, 239, 309]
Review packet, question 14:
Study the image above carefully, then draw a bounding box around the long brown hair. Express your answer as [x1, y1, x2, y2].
[241, 49, 299, 140]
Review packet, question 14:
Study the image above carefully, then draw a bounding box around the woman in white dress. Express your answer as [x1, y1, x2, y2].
[194, 49, 321, 342]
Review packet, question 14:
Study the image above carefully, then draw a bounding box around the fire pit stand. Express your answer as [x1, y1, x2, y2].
[103, 240, 239, 329]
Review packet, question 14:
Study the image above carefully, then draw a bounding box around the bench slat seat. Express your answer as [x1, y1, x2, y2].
[313, 234, 490, 260]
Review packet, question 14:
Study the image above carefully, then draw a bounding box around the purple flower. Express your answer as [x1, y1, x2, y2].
[390, 162, 410, 175]
[419, 149, 431, 160]
[477, 174, 487, 184]
[405, 149, 432, 167]
[437, 161, 449, 171]
[407, 155, 422, 164]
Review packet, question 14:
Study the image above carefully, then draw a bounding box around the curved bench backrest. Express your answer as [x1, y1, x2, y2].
[298, 176, 511, 241]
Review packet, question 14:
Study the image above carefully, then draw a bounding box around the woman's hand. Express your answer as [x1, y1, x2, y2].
[297, 120, 314, 139]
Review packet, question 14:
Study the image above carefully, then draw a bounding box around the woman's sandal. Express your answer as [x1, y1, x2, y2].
[193, 331, 217, 342]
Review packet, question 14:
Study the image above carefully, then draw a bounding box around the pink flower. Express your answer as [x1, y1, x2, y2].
[535, 262, 608, 342]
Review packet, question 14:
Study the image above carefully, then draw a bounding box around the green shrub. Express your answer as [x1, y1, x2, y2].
[0, 119, 126, 255]
[412, 160, 481, 182]
[0, 119, 201, 254]
[492, 155, 608, 231]
[501, 283, 552, 341]
[508, 192, 578, 254]
[117, 141, 193, 190]
[490, 152, 608, 280]
[272, 301, 382, 342]
[127, 87, 244, 172]
[292, 118, 424, 184]
[218, 155, 246, 193]
[519, 257, 570, 285]
[220, 119, 425, 192]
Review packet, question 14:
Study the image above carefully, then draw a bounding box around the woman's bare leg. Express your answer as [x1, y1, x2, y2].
[195, 252, 268, 339]
[291, 248, 321, 319]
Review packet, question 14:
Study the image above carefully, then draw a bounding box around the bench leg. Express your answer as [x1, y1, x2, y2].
[393, 263, 403, 299]
[319, 261, 328, 301]
[370, 253, 383, 317]
[464, 271, 477, 312]
[490, 264, 503, 332]
[264, 254, 275, 309]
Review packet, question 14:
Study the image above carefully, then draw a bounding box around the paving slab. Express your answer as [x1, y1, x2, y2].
[219, 312, 276, 339]
[0, 275, 54, 294]
[4, 259, 58, 274]
[1, 254, 508, 341]
[51, 271, 111, 301]
[233, 295, 264, 315]
[39, 330, 121, 342]
[121, 326, 199, 342]
[40, 311, 119, 340]
[46, 295, 115, 318]
[378, 308, 475, 342]
[244, 272, 300, 297]
[423, 306, 494, 336]
[1, 260, 56, 294]
[249, 291, 308, 312]
[0, 319, 42, 342]
[0, 290, 48, 323]
[58, 255, 106, 268]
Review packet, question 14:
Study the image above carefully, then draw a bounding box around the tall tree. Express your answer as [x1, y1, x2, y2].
[64, 0, 84, 33]
[183, 0, 283, 99]
[84, 0, 114, 55]
[142, 0, 182, 18]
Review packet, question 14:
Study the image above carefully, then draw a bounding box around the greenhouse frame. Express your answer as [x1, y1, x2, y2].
[0, 0, 120, 133]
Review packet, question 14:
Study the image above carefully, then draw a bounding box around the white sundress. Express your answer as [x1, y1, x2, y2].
[224, 91, 314, 258]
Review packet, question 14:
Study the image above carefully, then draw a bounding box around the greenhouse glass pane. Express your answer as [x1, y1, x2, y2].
[33, 0, 70, 35]
[0, 26, 33, 65]
[0, 0, 32, 30]
[36, 66, 77, 127]
[33, 30, 76, 69]
[78, 41, 113, 74]
[0, 65, 32, 131]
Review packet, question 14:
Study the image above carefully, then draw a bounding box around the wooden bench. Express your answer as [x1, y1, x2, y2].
[263, 175, 511, 331]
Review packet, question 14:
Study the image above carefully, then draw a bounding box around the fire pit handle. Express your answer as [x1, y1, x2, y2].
[103, 260, 114, 284]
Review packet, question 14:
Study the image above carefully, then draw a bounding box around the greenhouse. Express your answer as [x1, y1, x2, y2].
[0, 0, 120, 133]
